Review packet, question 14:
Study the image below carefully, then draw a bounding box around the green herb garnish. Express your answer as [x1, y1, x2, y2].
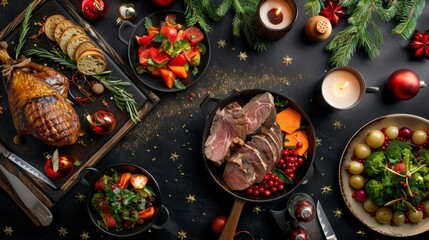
[15, 1, 35, 58]
[273, 167, 293, 184]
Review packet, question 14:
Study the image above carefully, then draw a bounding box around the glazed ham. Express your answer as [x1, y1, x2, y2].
[205, 92, 283, 190]
[0, 43, 80, 147]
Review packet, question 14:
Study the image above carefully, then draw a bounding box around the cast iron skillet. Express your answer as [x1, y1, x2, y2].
[117, 10, 211, 93]
[200, 89, 316, 240]
[79, 164, 168, 237]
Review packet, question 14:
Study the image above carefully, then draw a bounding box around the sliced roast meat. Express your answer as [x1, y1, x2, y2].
[229, 144, 268, 185]
[204, 102, 248, 166]
[223, 153, 256, 191]
[248, 135, 277, 173]
[243, 92, 276, 135]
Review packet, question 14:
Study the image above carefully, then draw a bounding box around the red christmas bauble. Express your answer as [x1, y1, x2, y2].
[211, 215, 227, 234]
[387, 69, 426, 100]
[152, 0, 175, 7]
[81, 0, 107, 20]
[87, 110, 117, 135]
[44, 154, 74, 180]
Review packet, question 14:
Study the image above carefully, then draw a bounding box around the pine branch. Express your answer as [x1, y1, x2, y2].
[216, 0, 232, 17]
[304, 0, 322, 16]
[392, 0, 426, 39]
[201, 0, 221, 22]
[184, 0, 213, 32]
[15, 1, 35, 59]
[376, 0, 399, 22]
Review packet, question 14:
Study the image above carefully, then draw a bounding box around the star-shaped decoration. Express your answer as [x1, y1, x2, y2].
[186, 194, 196, 204]
[283, 55, 293, 66]
[80, 231, 90, 240]
[170, 152, 179, 162]
[333, 208, 344, 218]
[217, 39, 227, 48]
[3, 226, 13, 235]
[1, 0, 8, 7]
[58, 227, 68, 237]
[356, 229, 366, 236]
[332, 120, 344, 130]
[315, 137, 322, 146]
[321, 185, 333, 195]
[177, 230, 187, 240]
[75, 192, 86, 202]
[238, 51, 248, 61]
[252, 205, 262, 214]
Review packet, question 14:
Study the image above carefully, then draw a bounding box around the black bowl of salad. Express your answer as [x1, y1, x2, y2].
[81, 164, 168, 237]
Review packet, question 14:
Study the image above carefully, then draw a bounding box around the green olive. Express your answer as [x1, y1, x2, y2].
[363, 198, 379, 213]
[423, 200, 429, 216]
[366, 130, 385, 149]
[349, 174, 365, 189]
[348, 161, 364, 175]
[412, 130, 427, 145]
[375, 207, 392, 224]
[354, 143, 372, 159]
[385, 126, 399, 140]
[392, 211, 405, 225]
[409, 210, 423, 223]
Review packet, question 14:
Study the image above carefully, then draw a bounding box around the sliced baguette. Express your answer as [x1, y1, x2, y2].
[54, 20, 75, 42]
[44, 15, 66, 41]
[58, 26, 86, 52]
[66, 34, 90, 59]
[73, 41, 100, 61]
[77, 50, 107, 75]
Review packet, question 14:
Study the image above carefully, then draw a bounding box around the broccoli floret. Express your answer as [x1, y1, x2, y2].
[408, 186, 423, 206]
[365, 179, 386, 206]
[364, 151, 387, 176]
[385, 140, 413, 162]
[417, 149, 429, 163]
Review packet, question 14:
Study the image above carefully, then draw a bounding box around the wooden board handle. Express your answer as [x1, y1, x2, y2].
[218, 198, 246, 240]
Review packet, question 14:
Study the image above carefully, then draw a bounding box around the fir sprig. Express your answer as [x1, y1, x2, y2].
[25, 47, 140, 123]
[392, 0, 426, 39]
[15, 1, 35, 59]
[303, 0, 323, 16]
[184, 0, 213, 32]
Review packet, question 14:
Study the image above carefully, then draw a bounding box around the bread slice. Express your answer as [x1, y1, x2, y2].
[58, 26, 86, 52]
[77, 50, 107, 75]
[54, 20, 74, 42]
[44, 15, 66, 41]
[73, 40, 100, 61]
[66, 34, 90, 59]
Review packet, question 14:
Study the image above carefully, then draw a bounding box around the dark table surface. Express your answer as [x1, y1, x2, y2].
[1, 0, 429, 239]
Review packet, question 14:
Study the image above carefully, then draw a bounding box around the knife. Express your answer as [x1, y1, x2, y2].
[0, 164, 53, 226]
[317, 200, 337, 240]
[0, 143, 56, 189]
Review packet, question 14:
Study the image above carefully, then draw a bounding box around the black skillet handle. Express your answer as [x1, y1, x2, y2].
[200, 96, 221, 118]
[117, 21, 137, 45]
[78, 167, 100, 186]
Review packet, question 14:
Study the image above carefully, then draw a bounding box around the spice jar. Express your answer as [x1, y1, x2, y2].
[284, 220, 309, 240]
[287, 193, 315, 222]
[304, 15, 332, 42]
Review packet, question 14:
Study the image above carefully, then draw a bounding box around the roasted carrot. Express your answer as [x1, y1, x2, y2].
[276, 108, 301, 134]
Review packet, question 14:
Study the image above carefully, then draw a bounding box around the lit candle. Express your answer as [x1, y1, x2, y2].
[321, 70, 362, 109]
[259, 0, 293, 30]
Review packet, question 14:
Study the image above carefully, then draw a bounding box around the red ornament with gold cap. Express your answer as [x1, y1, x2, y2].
[81, 0, 107, 20]
[387, 69, 426, 100]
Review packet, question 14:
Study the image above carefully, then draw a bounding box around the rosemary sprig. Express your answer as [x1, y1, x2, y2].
[15, 1, 35, 58]
[25, 47, 140, 123]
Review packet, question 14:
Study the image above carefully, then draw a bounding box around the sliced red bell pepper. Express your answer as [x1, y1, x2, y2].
[117, 172, 132, 189]
[150, 47, 170, 64]
[151, 67, 161, 77]
[169, 65, 188, 79]
[169, 53, 187, 66]
[184, 48, 199, 62]
[139, 48, 151, 65]
[130, 174, 149, 189]
[136, 32, 157, 45]
[94, 178, 106, 190]
[175, 29, 185, 42]
[102, 212, 117, 228]
[138, 206, 155, 219]
[160, 68, 176, 89]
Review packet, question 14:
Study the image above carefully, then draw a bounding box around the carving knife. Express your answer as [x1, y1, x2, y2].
[0, 143, 56, 189]
[0, 164, 53, 226]
[317, 200, 337, 240]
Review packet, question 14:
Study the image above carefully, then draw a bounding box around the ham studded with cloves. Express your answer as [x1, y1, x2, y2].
[205, 92, 283, 190]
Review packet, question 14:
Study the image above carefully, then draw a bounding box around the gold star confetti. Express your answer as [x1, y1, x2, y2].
[177, 230, 187, 240]
[170, 152, 179, 161]
[75, 192, 86, 202]
[1, 0, 8, 7]
[321, 185, 333, 195]
[3, 226, 13, 235]
[80, 231, 90, 240]
[186, 194, 196, 204]
[356, 230, 366, 236]
[333, 208, 344, 218]
[238, 51, 248, 61]
[252, 205, 262, 214]
[315, 137, 322, 146]
[332, 120, 344, 130]
[217, 39, 227, 48]
[58, 227, 68, 237]
[283, 55, 293, 66]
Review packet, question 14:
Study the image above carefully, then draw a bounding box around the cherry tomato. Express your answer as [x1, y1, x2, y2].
[169, 53, 187, 66]
[184, 26, 204, 46]
[160, 26, 178, 42]
[152, 0, 175, 7]
[138, 48, 151, 65]
[211, 215, 227, 234]
[150, 47, 170, 64]
[130, 174, 149, 189]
